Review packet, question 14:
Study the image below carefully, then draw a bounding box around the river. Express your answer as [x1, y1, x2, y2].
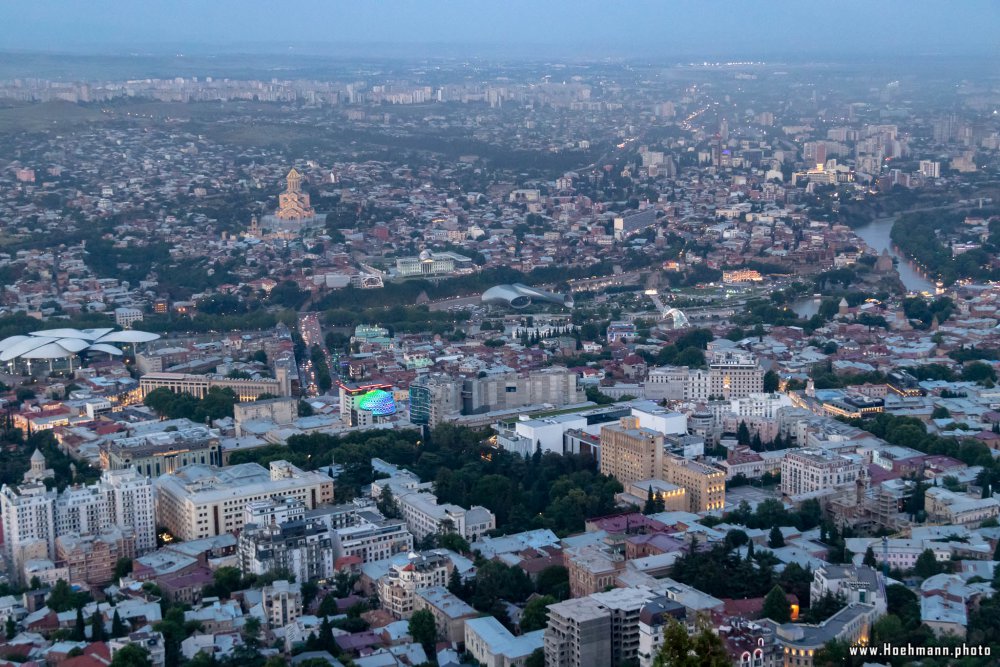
[790, 215, 937, 318]
[853, 215, 937, 293]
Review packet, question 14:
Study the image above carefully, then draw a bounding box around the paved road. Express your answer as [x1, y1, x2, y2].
[428, 295, 482, 312]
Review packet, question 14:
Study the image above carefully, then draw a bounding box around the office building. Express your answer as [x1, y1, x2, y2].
[101, 424, 222, 477]
[661, 455, 726, 512]
[114, 307, 144, 329]
[155, 461, 334, 541]
[139, 371, 289, 402]
[599, 417, 664, 487]
[462, 368, 585, 415]
[544, 597, 612, 667]
[409, 374, 462, 428]
[396, 250, 473, 277]
[613, 208, 657, 240]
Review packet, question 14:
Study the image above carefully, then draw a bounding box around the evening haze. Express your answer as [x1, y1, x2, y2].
[2, 0, 999, 58]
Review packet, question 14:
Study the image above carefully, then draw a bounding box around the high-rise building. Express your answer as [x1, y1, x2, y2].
[409, 374, 462, 428]
[599, 417, 664, 487]
[590, 588, 660, 665]
[544, 597, 613, 667]
[919, 160, 940, 178]
[0, 469, 155, 582]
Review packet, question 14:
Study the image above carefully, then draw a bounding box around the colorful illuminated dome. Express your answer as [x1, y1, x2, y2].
[357, 389, 397, 416]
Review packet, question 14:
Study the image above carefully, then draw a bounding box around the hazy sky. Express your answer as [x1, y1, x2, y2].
[2, 0, 998, 58]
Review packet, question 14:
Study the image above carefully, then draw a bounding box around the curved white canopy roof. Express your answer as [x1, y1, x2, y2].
[0, 335, 34, 353]
[21, 342, 78, 359]
[32, 327, 116, 340]
[0, 336, 59, 362]
[98, 330, 160, 343]
[0, 327, 159, 362]
[55, 338, 91, 353]
[87, 343, 124, 356]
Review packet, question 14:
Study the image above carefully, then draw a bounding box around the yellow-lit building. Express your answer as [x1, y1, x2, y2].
[599, 417, 664, 487]
[661, 454, 726, 513]
[619, 479, 687, 513]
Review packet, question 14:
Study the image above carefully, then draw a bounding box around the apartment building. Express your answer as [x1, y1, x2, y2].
[371, 463, 494, 541]
[262, 580, 303, 628]
[544, 597, 612, 667]
[0, 468, 155, 582]
[644, 350, 763, 401]
[56, 528, 136, 587]
[780, 449, 863, 497]
[465, 616, 545, 667]
[239, 517, 337, 583]
[413, 586, 478, 644]
[377, 551, 453, 620]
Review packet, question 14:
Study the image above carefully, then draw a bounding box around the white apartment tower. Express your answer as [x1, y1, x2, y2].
[0, 469, 155, 581]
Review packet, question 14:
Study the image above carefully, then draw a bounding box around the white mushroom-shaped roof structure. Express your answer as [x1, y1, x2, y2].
[0, 327, 160, 362]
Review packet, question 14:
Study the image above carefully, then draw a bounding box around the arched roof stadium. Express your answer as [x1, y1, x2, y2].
[482, 283, 574, 309]
[0, 328, 160, 362]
